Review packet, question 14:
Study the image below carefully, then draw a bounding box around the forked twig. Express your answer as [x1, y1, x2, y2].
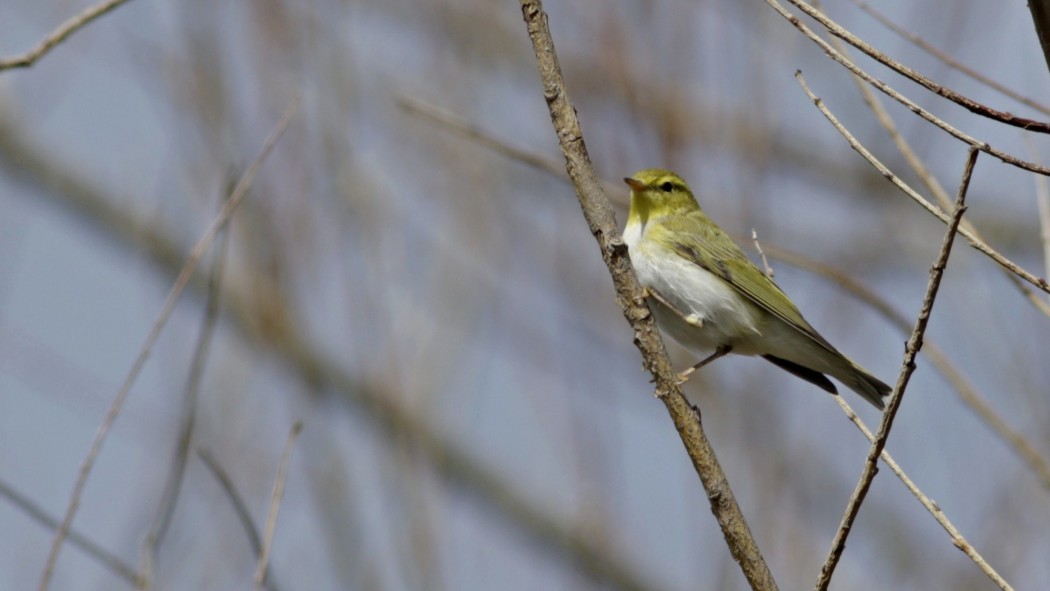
[38, 97, 300, 591]
[830, 396, 1014, 590]
[816, 148, 977, 591]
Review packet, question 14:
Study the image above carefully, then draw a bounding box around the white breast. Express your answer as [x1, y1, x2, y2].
[623, 219, 763, 354]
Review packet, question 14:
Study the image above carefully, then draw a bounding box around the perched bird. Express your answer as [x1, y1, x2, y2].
[622, 169, 890, 409]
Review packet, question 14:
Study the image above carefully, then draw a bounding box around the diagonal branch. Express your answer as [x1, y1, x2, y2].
[0, 0, 134, 71]
[780, 0, 1050, 133]
[815, 147, 978, 591]
[765, 0, 1050, 176]
[830, 396, 1014, 590]
[254, 421, 303, 591]
[795, 72, 1050, 295]
[850, 0, 1050, 118]
[517, 2, 778, 589]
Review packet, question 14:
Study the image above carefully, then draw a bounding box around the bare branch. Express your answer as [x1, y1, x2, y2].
[197, 450, 281, 591]
[779, 0, 1050, 133]
[815, 6, 1050, 318]
[796, 72, 1050, 295]
[254, 421, 303, 591]
[38, 97, 301, 591]
[816, 148, 977, 591]
[0, 0, 134, 71]
[138, 202, 231, 587]
[765, 0, 1050, 176]
[850, 0, 1050, 117]
[830, 396, 1014, 590]
[1028, 0, 1050, 80]
[518, 2, 778, 589]
[0, 478, 139, 585]
[763, 244, 1050, 493]
[751, 229, 774, 279]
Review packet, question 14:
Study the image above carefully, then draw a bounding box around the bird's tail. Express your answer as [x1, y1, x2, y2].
[835, 361, 891, 410]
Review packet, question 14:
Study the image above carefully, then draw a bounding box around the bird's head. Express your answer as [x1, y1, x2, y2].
[623, 169, 700, 226]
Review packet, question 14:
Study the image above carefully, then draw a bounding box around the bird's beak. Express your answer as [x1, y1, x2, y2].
[623, 177, 645, 191]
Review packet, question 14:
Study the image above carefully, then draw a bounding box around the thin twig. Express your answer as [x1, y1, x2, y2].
[254, 421, 303, 591]
[138, 200, 231, 588]
[780, 0, 1050, 133]
[830, 396, 1014, 590]
[795, 72, 1050, 295]
[0, 478, 140, 585]
[765, 0, 1050, 176]
[38, 97, 300, 591]
[197, 450, 264, 557]
[518, 2, 778, 589]
[751, 229, 774, 279]
[849, 0, 1050, 117]
[0, 0, 134, 71]
[816, 148, 977, 591]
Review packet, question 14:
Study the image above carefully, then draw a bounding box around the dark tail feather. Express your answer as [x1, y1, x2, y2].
[762, 355, 838, 395]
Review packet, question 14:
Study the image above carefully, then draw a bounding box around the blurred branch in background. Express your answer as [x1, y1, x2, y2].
[0, 109, 666, 591]
[254, 420, 303, 591]
[197, 449, 279, 591]
[37, 97, 301, 591]
[0, 478, 139, 586]
[0, 0, 134, 71]
[139, 186, 232, 588]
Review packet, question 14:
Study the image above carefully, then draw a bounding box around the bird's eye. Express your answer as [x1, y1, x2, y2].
[660, 182, 673, 192]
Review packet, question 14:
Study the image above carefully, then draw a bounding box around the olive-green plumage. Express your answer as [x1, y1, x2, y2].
[623, 169, 890, 409]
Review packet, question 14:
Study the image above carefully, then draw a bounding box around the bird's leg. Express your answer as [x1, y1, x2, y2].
[643, 287, 702, 327]
[677, 345, 732, 384]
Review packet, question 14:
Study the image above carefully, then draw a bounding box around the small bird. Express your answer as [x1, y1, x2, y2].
[622, 169, 890, 409]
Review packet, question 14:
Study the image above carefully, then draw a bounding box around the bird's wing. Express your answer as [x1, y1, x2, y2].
[657, 211, 839, 353]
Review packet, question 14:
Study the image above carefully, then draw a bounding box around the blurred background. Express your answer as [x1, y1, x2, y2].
[2, 0, 1049, 589]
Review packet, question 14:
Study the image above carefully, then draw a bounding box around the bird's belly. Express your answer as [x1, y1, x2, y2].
[628, 242, 764, 354]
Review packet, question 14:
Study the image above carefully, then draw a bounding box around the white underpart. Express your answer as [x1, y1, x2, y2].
[624, 218, 767, 356]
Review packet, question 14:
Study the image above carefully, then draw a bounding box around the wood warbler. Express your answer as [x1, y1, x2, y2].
[623, 169, 890, 409]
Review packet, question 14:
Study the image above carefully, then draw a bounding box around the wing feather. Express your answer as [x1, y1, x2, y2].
[656, 211, 839, 354]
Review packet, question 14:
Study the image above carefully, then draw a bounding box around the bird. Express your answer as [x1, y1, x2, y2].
[622, 168, 890, 409]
